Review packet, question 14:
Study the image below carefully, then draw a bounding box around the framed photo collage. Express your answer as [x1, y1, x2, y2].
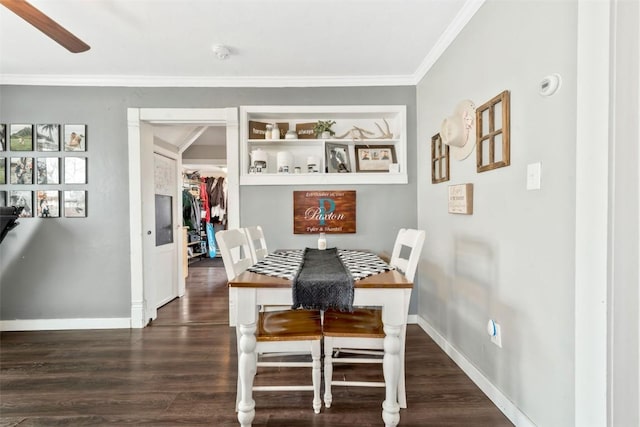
[0, 123, 88, 218]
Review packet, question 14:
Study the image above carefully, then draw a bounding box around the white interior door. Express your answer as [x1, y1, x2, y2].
[151, 152, 179, 309]
[139, 122, 179, 321]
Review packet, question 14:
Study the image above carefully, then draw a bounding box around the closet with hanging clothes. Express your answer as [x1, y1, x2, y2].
[182, 171, 207, 264]
[182, 165, 228, 272]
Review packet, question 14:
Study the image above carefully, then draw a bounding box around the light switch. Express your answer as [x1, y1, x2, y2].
[527, 162, 541, 190]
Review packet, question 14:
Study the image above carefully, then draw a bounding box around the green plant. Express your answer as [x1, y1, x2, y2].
[313, 120, 336, 137]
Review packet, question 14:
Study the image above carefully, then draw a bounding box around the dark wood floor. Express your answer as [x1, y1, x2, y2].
[0, 261, 513, 426]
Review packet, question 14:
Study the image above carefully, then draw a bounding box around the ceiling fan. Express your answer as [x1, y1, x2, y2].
[0, 0, 90, 53]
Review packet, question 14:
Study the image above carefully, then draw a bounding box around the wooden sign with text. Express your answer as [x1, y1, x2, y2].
[293, 190, 356, 234]
[448, 183, 473, 214]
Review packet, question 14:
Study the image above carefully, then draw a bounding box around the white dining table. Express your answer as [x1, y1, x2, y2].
[228, 259, 412, 427]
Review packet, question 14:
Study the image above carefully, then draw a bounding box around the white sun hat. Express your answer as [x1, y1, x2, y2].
[440, 99, 477, 161]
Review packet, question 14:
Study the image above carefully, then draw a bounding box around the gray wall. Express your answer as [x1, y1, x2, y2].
[416, 1, 578, 426]
[0, 86, 418, 321]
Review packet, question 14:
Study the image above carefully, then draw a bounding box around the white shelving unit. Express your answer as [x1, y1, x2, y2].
[239, 105, 408, 186]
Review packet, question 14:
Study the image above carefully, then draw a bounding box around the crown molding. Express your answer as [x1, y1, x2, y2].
[0, 73, 416, 88]
[411, 0, 486, 85]
[0, 0, 484, 89]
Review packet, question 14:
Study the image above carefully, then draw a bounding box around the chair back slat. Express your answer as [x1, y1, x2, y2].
[389, 228, 425, 281]
[244, 225, 269, 263]
[215, 228, 254, 281]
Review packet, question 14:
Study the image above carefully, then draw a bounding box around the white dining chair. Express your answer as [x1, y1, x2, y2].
[216, 228, 323, 414]
[244, 225, 268, 263]
[216, 228, 254, 283]
[322, 228, 425, 409]
[243, 225, 292, 313]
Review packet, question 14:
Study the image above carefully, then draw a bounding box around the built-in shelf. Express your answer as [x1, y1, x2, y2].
[240, 105, 407, 186]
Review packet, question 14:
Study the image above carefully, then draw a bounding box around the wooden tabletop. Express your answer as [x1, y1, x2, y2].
[228, 269, 412, 289]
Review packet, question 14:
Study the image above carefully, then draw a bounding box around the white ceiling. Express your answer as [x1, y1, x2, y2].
[0, 0, 484, 87]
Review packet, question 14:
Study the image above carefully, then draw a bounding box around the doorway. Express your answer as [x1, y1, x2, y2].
[127, 107, 239, 328]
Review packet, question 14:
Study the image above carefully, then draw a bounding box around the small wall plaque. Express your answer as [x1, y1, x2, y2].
[448, 183, 473, 215]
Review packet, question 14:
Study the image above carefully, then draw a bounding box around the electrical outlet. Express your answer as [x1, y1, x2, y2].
[491, 322, 502, 347]
[487, 319, 502, 348]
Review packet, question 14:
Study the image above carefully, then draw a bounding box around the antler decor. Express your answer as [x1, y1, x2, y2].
[335, 119, 393, 140]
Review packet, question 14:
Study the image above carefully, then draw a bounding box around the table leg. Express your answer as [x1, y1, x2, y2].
[382, 323, 401, 427]
[237, 322, 257, 427]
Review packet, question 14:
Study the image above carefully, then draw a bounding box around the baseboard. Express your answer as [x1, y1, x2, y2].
[416, 316, 536, 427]
[0, 317, 131, 332]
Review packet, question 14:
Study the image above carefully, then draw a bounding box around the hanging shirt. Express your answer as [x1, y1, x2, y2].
[200, 180, 210, 223]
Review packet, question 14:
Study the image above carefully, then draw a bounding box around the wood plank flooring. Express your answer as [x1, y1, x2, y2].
[0, 262, 513, 426]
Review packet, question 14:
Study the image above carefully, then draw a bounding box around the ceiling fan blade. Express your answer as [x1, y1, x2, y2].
[0, 0, 90, 53]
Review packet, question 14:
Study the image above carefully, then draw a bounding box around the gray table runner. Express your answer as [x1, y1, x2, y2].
[291, 248, 354, 312]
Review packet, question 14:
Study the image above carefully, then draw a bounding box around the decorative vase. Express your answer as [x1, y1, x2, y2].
[321, 131, 331, 139]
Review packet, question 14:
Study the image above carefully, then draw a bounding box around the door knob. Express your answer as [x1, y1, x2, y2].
[147, 230, 152, 235]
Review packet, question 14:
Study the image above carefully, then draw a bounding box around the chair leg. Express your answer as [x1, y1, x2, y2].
[312, 341, 322, 414]
[323, 337, 333, 408]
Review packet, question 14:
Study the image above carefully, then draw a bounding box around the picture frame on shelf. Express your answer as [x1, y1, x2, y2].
[354, 145, 396, 172]
[10, 157, 33, 184]
[64, 157, 87, 184]
[64, 190, 87, 218]
[63, 124, 86, 151]
[9, 190, 33, 217]
[36, 124, 60, 151]
[9, 124, 33, 151]
[36, 157, 60, 184]
[36, 190, 60, 218]
[325, 142, 351, 173]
